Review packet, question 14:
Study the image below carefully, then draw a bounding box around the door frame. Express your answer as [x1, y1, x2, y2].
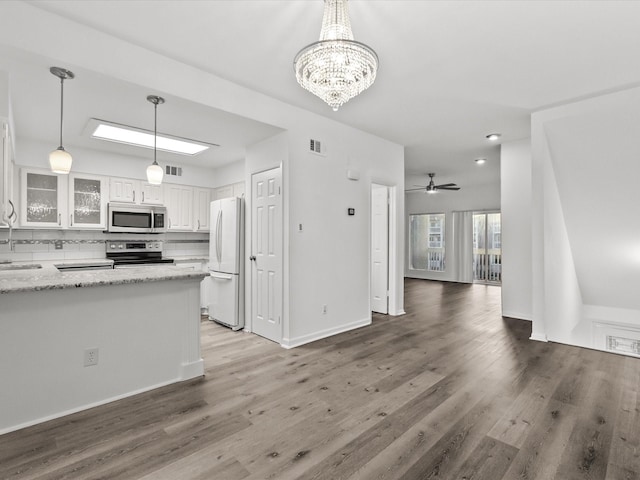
[370, 182, 401, 316]
[371, 183, 390, 314]
[245, 165, 283, 343]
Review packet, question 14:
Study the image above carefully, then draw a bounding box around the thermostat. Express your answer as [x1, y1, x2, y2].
[348, 208, 355, 216]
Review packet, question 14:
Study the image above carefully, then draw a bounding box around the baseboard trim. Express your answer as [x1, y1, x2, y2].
[180, 359, 204, 380]
[0, 377, 196, 435]
[529, 332, 548, 342]
[281, 317, 371, 349]
[389, 309, 406, 316]
[502, 310, 533, 321]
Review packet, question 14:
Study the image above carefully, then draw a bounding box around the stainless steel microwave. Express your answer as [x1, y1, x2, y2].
[107, 203, 167, 233]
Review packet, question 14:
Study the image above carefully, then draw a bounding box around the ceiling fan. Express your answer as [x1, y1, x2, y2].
[406, 173, 460, 194]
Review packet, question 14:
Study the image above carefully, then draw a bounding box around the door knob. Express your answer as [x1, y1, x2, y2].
[249, 256, 256, 261]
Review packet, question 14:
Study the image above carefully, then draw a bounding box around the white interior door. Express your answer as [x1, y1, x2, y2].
[371, 184, 389, 314]
[251, 167, 282, 343]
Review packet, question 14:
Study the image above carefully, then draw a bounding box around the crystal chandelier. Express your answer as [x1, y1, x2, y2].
[294, 0, 378, 111]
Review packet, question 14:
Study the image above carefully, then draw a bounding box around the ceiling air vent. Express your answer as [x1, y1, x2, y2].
[309, 138, 326, 156]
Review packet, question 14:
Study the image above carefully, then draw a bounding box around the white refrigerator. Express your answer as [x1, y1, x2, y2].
[208, 197, 244, 330]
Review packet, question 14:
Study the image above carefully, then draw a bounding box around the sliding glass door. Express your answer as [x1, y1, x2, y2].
[473, 212, 501, 284]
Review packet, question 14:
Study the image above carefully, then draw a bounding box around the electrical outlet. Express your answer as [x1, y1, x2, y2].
[84, 348, 99, 367]
[322, 305, 327, 314]
[54, 240, 63, 250]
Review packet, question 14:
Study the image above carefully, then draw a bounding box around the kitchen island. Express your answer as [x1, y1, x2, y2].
[0, 264, 208, 434]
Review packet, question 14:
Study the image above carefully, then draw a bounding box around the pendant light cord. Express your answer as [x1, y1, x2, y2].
[59, 77, 64, 148]
[153, 100, 158, 165]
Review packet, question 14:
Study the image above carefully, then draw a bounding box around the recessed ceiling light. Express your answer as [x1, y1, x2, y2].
[475, 158, 486, 164]
[486, 133, 501, 141]
[86, 119, 215, 156]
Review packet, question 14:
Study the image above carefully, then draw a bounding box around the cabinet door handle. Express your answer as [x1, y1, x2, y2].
[142, 191, 145, 203]
[70, 214, 73, 226]
[197, 219, 200, 230]
[58, 213, 61, 226]
[133, 191, 136, 202]
[7, 200, 15, 222]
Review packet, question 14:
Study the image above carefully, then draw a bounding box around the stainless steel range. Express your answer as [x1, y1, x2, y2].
[106, 241, 174, 268]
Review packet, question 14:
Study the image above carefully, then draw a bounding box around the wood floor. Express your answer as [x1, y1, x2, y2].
[2, 278, 639, 480]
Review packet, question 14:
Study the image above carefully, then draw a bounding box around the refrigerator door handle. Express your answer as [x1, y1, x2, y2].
[215, 209, 222, 264]
[217, 210, 223, 264]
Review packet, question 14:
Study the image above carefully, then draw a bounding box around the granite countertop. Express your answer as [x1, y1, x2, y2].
[172, 256, 209, 264]
[0, 261, 209, 294]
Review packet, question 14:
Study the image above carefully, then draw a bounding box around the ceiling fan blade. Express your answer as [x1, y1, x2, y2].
[405, 188, 426, 192]
[437, 186, 461, 191]
[412, 185, 427, 188]
[434, 183, 457, 188]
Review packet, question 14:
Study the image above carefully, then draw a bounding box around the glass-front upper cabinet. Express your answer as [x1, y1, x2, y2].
[20, 168, 67, 228]
[68, 173, 108, 229]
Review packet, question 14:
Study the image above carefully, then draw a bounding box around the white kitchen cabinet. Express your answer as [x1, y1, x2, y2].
[68, 173, 108, 229]
[140, 182, 164, 205]
[109, 177, 164, 205]
[1, 121, 15, 227]
[214, 185, 234, 200]
[214, 182, 244, 201]
[109, 177, 136, 203]
[175, 261, 210, 312]
[166, 184, 193, 231]
[20, 168, 68, 228]
[193, 187, 212, 231]
[232, 181, 245, 198]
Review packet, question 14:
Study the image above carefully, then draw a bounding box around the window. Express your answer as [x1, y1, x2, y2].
[409, 213, 445, 272]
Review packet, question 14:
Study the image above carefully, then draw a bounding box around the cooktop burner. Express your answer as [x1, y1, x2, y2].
[105, 241, 173, 265]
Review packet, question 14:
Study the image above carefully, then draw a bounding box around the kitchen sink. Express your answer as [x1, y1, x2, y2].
[0, 263, 43, 271]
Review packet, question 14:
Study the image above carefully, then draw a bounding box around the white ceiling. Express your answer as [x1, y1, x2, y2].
[9, 0, 640, 187]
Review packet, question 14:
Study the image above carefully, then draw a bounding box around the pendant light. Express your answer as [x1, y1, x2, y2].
[49, 67, 75, 174]
[146, 95, 164, 185]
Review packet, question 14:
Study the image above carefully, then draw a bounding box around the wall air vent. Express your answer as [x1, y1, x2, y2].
[309, 138, 326, 156]
[593, 321, 640, 358]
[165, 165, 183, 177]
[607, 335, 640, 356]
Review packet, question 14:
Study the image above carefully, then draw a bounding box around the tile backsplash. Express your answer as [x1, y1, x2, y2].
[0, 229, 209, 263]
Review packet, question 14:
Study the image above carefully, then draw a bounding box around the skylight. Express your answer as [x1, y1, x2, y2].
[89, 120, 210, 156]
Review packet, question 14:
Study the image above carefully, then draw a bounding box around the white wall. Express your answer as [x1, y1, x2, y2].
[0, 277, 203, 434]
[405, 182, 500, 282]
[211, 159, 245, 189]
[245, 132, 288, 339]
[15, 138, 218, 188]
[531, 85, 640, 353]
[500, 140, 533, 320]
[285, 125, 404, 346]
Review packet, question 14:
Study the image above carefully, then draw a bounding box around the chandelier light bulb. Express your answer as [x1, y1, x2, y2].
[294, 0, 378, 111]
